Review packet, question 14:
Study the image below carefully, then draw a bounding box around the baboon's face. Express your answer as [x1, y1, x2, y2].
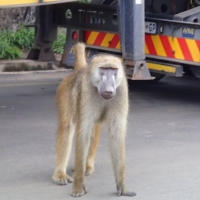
[91, 66, 123, 100]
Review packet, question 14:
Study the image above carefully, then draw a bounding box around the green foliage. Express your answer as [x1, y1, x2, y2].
[0, 40, 22, 60]
[10, 26, 34, 50]
[0, 26, 34, 50]
[0, 26, 67, 60]
[52, 31, 66, 54]
[0, 26, 34, 59]
[79, 0, 92, 3]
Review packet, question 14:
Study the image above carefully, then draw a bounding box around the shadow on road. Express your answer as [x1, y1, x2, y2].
[128, 75, 200, 105]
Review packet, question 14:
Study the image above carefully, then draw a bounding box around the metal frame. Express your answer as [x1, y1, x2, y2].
[27, 5, 57, 61]
[118, 0, 145, 61]
[53, 3, 118, 33]
[145, 13, 200, 66]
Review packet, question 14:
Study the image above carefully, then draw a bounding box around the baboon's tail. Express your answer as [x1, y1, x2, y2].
[74, 42, 87, 71]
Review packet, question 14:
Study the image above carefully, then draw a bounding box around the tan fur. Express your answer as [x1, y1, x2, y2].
[52, 43, 135, 197]
[74, 43, 87, 71]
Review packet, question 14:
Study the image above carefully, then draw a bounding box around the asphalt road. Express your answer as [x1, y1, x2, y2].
[1, 72, 200, 200]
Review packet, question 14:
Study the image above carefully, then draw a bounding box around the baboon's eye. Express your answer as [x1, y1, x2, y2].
[110, 67, 118, 71]
[100, 71, 105, 76]
[100, 67, 117, 70]
[111, 68, 118, 77]
[99, 67, 118, 77]
[99, 68, 105, 76]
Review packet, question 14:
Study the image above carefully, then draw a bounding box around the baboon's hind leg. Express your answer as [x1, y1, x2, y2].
[85, 123, 102, 176]
[52, 101, 75, 185]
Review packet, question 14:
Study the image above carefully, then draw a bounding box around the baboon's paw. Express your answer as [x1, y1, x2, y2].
[71, 185, 86, 197]
[85, 166, 94, 176]
[117, 190, 136, 197]
[52, 171, 73, 185]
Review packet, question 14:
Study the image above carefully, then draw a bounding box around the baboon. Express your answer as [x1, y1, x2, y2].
[52, 43, 135, 197]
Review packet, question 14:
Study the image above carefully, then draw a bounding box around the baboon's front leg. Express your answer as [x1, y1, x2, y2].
[71, 122, 92, 197]
[85, 123, 102, 176]
[108, 121, 136, 197]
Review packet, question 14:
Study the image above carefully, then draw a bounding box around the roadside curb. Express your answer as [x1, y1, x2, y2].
[0, 59, 56, 72]
[0, 58, 74, 81]
[0, 69, 72, 75]
[0, 68, 73, 82]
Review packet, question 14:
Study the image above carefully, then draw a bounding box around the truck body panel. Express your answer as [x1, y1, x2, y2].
[0, 0, 77, 7]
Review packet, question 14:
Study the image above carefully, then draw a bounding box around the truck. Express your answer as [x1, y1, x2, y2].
[2, 0, 200, 81]
[56, 0, 200, 81]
